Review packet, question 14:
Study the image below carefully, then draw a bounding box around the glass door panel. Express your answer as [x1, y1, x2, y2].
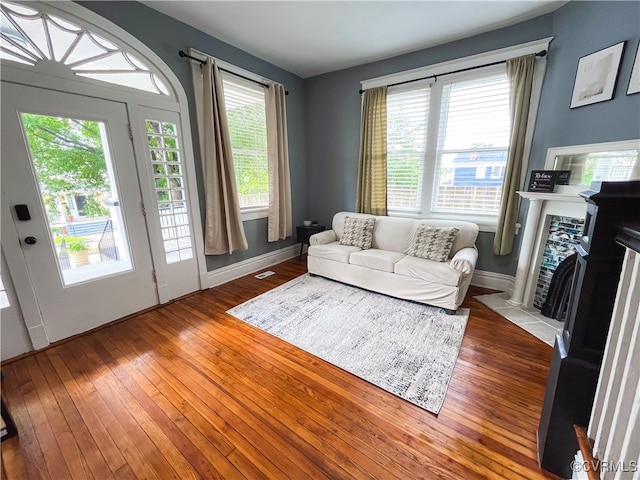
[19, 113, 133, 286]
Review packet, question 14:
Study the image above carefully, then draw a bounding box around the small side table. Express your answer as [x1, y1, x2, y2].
[296, 224, 325, 262]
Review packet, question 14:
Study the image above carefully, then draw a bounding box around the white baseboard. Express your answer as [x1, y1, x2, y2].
[207, 245, 300, 288]
[207, 251, 514, 295]
[471, 269, 514, 293]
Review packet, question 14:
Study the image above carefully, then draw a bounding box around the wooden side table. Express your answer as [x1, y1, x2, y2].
[296, 224, 325, 262]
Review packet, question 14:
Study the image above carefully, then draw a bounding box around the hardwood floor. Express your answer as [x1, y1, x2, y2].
[1, 258, 559, 479]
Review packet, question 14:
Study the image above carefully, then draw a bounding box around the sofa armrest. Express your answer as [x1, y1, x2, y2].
[450, 247, 478, 275]
[310, 230, 337, 245]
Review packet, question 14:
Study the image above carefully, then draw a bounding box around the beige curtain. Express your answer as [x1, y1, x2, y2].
[493, 54, 536, 256]
[355, 86, 388, 215]
[265, 83, 292, 242]
[192, 58, 248, 255]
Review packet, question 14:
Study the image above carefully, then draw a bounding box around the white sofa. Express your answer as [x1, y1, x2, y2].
[307, 212, 479, 313]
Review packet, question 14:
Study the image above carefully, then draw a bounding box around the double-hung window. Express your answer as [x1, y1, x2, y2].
[220, 73, 269, 213]
[387, 65, 511, 223]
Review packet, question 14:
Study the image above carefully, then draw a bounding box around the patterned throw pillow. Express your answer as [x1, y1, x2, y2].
[339, 217, 376, 249]
[407, 225, 459, 262]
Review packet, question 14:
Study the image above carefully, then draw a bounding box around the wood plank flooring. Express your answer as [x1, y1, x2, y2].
[1, 258, 559, 479]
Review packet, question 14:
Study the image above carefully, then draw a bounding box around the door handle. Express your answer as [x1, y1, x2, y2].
[24, 236, 37, 245]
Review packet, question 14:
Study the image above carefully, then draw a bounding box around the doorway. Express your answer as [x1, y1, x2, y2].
[2, 82, 158, 343]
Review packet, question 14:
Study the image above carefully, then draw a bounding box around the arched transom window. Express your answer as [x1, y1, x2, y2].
[0, 1, 169, 95]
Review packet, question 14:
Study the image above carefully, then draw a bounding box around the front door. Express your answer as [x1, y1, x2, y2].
[2, 82, 158, 343]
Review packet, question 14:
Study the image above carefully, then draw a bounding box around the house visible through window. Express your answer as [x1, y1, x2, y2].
[387, 66, 511, 220]
[221, 73, 269, 211]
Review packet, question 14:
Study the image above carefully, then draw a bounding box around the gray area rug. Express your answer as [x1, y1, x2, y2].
[227, 274, 469, 414]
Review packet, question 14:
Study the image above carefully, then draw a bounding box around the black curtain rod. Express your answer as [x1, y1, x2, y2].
[178, 50, 289, 95]
[359, 49, 547, 94]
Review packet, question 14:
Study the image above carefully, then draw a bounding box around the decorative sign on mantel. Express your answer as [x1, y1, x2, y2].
[528, 170, 558, 192]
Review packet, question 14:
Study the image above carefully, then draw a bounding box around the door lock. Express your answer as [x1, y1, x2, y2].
[24, 236, 37, 245]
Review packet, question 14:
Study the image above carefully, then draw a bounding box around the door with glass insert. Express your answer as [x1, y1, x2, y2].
[1, 82, 158, 342]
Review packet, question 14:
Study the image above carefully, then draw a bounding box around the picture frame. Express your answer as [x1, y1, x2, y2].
[627, 41, 640, 95]
[570, 41, 625, 108]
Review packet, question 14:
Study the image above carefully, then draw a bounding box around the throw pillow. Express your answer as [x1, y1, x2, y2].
[407, 225, 459, 262]
[339, 216, 376, 249]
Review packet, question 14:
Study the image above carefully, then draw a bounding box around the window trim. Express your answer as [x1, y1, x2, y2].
[361, 37, 553, 91]
[363, 38, 552, 232]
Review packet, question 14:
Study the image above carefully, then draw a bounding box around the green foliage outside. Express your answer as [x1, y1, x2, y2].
[53, 236, 89, 245]
[226, 102, 269, 196]
[66, 240, 89, 252]
[387, 112, 424, 191]
[21, 113, 110, 218]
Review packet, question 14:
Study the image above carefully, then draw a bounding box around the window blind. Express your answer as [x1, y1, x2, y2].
[221, 73, 269, 210]
[433, 72, 511, 215]
[387, 85, 430, 212]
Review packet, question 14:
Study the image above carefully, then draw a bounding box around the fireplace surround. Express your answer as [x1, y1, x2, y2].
[508, 190, 587, 308]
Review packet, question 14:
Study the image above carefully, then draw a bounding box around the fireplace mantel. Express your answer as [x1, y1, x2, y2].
[508, 191, 587, 307]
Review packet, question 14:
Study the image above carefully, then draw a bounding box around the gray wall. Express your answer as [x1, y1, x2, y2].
[305, 1, 640, 275]
[83, 1, 640, 276]
[79, 1, 307, 271]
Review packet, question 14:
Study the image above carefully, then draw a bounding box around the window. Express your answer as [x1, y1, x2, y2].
[0, 276, 9, 309]
[387, 66, 511, 220]
[0, 2, 170, 95]
[387, 83, 430, 210]
[145, 119, 193, 264]
[220, 73, 269, 212]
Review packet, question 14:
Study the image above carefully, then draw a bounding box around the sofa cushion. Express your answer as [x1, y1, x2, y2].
[308, 242, 361, 264]
[349, 249, 405, 273]
[407, 225, 459, 262]
[414, 219, 479, 255]
[339, 216, 376, 249]
[370, 216, 416, 253]
[394, 255, 461, 287]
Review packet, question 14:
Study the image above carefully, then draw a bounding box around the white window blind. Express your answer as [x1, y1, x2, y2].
[221, 73, 269, 210]
[387, 85, 430, 212]
[433, 73, 511, 215]
[386, 66, 511, 219]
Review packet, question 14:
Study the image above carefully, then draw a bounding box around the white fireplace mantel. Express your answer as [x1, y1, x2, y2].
[508, 191, 587, 307]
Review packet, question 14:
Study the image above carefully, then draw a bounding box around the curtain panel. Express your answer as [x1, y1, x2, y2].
[356, 86, 388, 216]
[493, 54, 536, 256]
[266, 83, 292, 242]
[192, 58, 248, 255]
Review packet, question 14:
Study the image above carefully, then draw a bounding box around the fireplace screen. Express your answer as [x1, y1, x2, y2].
[534, 216, 585, 312]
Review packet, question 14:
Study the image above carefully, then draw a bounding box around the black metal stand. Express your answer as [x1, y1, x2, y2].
[1, 372, 17, 442]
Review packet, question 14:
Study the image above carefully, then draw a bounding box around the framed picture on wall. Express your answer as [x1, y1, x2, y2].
[627, 41, 640, 95]
[570, 41, 625, 108]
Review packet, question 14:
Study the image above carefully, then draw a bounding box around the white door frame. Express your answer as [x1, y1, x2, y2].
[0, 1, 207, 350]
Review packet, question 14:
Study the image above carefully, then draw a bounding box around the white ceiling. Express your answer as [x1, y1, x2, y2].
[143, 1, 566, 78]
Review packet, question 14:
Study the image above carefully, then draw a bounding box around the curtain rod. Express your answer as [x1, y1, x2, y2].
[178, 50, 289, 95]
[359, 49, 547, 94]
